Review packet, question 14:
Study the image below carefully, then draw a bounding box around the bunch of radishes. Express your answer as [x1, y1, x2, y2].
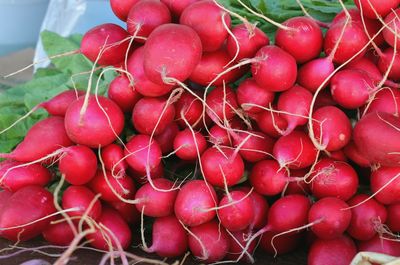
[2, 0, 400, 264]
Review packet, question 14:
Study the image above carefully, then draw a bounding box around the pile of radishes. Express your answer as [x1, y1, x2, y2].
[2, 0, 400, 264]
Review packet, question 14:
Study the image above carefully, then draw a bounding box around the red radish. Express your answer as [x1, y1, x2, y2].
[147, 215, 188, 257]
[347, 194, 387, 241]
[308, 197, 352, 240]
[358, 234, 400, 256]
[354, 0, 400, 19]
[324, 149, 347, 162]
[108, 75, 141, 112]
[62, 185, 102, 221]
[249, 160, 289, 196]
[277, 85, 312, 135]
[273, 130, 318, 169]
[124, 134, 162, 174]
[237, 78, 275, 114]
[314, 90, 337, 109]
[353, 112, 400, 167]
[343, 141, 370, 167]
[129, 162, 164, 184]
[42, 219, 75, 246]
[256, 109, 287, 138]
[324, 20, 368, 64]
[200, 146, 244, 187]
[126, 0, 171, 40]
[297, 57, 335, 93]
[59, 145, 97, 185]
[386, 202, 400, 232]
[232, 131, 274, 162]
[226, 230, 257, 262]
[0, 116, 73, 162]
[308, 235, 356, 265]
[0, 190, 12, 212]
[174, 180, 217, 226]
[86, 207, 132, 250]
[275, 17, 323, 63]
[100, 144, 127, 176]
[310, 159, 359, 201]
[0, 186, 56, 241]
[226, 24, 269, 61]
[175, 91, 203, 128]
[383, 8, 400, 48]
[64, 95, 124, 148]
[311, 106, 352, 151]
[110, 0, 139, 21]
[217, 191, 254, 231]
[260, 230, 303, 255]
[173, 129, 207, 160]
[40, 90, 85, 116]
[143, 23, 202, 85]
[89, 170, 135, 202]
[365, 88, 400, 116]
[237, 187, 269, 229]
[0, 160, 51, 192]
[154, 122, 180, 154]
[285, 175, 311, 196]
[135, 178, 178, 217]
[160, 0, 197, 17]
[189, 49, 242, 86]
[180, 0, 231, 52]
[330, 69, 374, 109]
[80, 23, 130, 66]
[209, 125, 231, 146]
[346, 57, 384, 84]
[370, 166, 400, 205]
[205, 86, 238, 122]
[251, 45, 297, 92]
[188, 220, 230, 263]
[127, 47, 173, 97]
[109, 200, 140, 224]
[132, 97, 175, 135]
[377, 47, 400, 81]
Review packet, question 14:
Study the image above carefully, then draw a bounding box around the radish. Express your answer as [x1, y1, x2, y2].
[173, 129, 207, 160]
[188, 220, 230, 263]
[297, 57, 335, 93]
[237, 187, 269, 229]
[226, 230, 257, 262]
[200, 146, 244, 187]
[308, 235, 356, 265]
[132, 97, 175, 136]
[310, 158, 359, 201]
[180, 0, 231, 52]
[146, 215, 188, 257]
[109, 200, 140, 225]
[205, 86, 238, 122]
[249, 160, 289, 196]
[386, 202, 400, 232]
[232, 131, 274, 162]
[353, 112, 400, 167]
[129, 162, 164, 184]
[154, 122, 180, 154]
[126, 47, 173, 97]
[330, 69, 374, 109]
[308, 197, 352, 240]
[135, 178, 178, 217]
[174, 180, 217, 226]
[143, 23, 202, 85]
[124, 134, 162, 174]
[343, 141, 370, 167]
[62, 185, 102, 221]
[260, 230, 303, 255]
[251, 45, 297, 92]
[365, 88, 400, 116]
[59, 145, 97, 185]
[175, 91, 203, 128]
[81, 23, 130, 66]
[189, 49, 242, 86]
[100, 144, 127, 176]
[226, 24, 269, 61]
[256, 109, 288, 138]
[370, 166, 400, 205]
[346, 57, 384, 84]
[0, 190, 12, 213]
[0, 160, 51, 192]
[160, 0, 198, 17]
[311, 106, 352, 151]
[358, 234, 400, 256]
[89, 170, 135, 202]
[209, 125, 231, 146]
[277, 85, 313, 135]
[347, 194, 387, 241]
[217, 190, 254, 231]
[354, 0, 400, 19]
[273, 130, 318, 169]
[108, 75, 141, 112]
[275, 17, 323, 63]
[110, 0, 139, 21]
[64, 95, 124, 148]
[86, 207, 132, 250]
[383, 8, 400, 48]
[126, 0, 171, 40]
[377, 47, 400, 81]
[40, 90, 85, 117]
[0, 186, 56, 241]
[237, 78, 275, 114]
[0, 116, 73, 162]
[42, 219, 75, 246]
